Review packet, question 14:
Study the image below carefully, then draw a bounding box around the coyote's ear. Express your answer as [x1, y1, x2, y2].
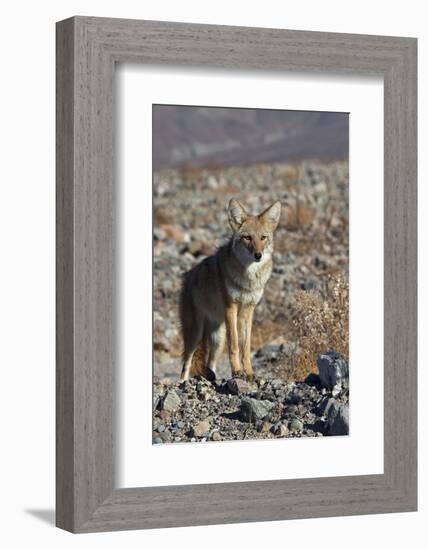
[228, 199, 248, 232]
[259, 201, 281, 232]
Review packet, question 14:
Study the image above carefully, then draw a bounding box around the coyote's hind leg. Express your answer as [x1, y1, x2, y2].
[205, 322, 225, 381]
[180, 313, 204, 381]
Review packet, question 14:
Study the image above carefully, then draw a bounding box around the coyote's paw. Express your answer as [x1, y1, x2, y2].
[242, 363, 255, 382]
[204, 368, 217, 382]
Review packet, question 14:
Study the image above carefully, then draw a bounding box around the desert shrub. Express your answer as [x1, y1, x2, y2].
[252, 318, 291, 350]
[290, 271, 349, 379]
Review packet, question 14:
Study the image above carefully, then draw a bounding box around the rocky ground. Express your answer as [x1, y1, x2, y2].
[153, 160, 349, 382]
[153, 350, 349, 444]
[152, 160, 349, 443]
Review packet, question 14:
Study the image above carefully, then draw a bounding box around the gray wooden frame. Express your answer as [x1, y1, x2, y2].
[56, 16, 417, 533]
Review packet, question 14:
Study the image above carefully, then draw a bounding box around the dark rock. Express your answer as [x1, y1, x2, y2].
[304, 373, 321, 386]
[317, 350, 349, 389]
[240, 397, 274, 423]
[317, 396, 336, 417]
[328, 404, 349, 436]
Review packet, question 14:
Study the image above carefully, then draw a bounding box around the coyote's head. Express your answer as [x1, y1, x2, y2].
[228, 199, 281, 265]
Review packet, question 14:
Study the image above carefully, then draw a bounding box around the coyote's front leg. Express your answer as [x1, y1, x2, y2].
[239, 304, 255, 381]
[225, 302, 242, 377]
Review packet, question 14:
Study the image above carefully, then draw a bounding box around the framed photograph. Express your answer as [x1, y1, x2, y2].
[56, 16, 417, 532]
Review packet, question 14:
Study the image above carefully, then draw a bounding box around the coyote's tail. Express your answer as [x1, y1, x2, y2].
[179, 271, 210, 379]
[188, 336, 208, 378]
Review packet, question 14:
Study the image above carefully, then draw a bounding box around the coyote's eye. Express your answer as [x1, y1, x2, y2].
[261, 235, 267, 240]
[243, 235, 251, 241]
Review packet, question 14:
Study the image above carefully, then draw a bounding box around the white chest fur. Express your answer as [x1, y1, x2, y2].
[225, 256, 272, 305]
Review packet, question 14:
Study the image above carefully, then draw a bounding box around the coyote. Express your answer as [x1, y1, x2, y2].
[180, 199, 281, 381]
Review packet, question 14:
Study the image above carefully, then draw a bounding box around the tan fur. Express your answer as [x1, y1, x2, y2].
[187, 339, 208, 378]
[180, 199, 281, 381]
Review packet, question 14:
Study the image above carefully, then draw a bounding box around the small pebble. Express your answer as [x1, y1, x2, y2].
[290, 419, 304, 432]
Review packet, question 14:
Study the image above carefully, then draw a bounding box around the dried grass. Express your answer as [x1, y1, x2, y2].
[252, 318, 290, 350]
[289, 271, 349, 379]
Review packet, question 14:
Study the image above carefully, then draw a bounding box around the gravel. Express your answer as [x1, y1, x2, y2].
[152, 353, 349, 444]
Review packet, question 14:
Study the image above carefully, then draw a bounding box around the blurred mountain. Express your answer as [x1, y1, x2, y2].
[153, 105, 348, 169]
